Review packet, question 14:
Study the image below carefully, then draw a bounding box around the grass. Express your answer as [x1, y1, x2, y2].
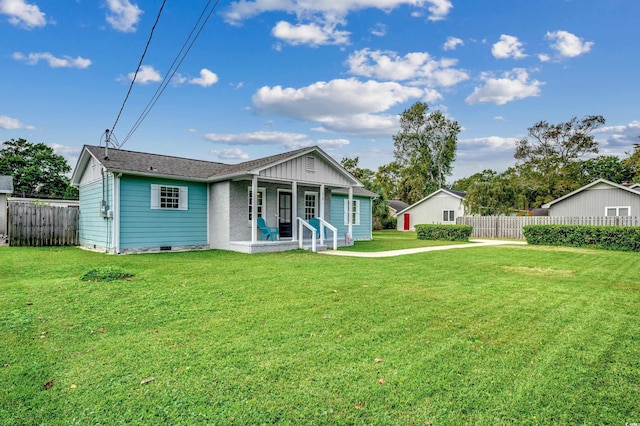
[339, 229, 472, 252]
[1, 243, 639, 425]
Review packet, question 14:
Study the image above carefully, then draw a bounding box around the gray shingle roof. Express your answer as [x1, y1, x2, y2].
[0, 175, 13, 194]
[85, 145, 226, 180]
[388, 199, 409, 212]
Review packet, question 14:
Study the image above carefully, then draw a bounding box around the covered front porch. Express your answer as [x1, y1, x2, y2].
[208, 147, 363, 254]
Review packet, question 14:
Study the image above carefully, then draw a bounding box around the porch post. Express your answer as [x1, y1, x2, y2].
[292, 181, 298, 241]
[348, 186, 353, 239]
[251, 175, 258, 244]
[319, 184, 325, 245]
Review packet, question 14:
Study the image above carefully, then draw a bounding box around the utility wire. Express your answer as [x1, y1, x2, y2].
[110, 0, 168, 142]
[118, 0, 220, 149]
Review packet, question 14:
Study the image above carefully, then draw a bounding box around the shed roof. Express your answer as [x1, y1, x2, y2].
[394, 188, 466, 217]
[0, 175, 13, 194]
[541, 178, 640, 208]
[388, 199, 409, 212]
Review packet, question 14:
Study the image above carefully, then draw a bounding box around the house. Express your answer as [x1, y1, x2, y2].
[0, 175, 13, 238]
[330, 186, 377, 241]
[541, 178, 640, 217]
[394, 188, 466, 231]
[70, 145, 367, 254]
[388, 198, 409, 217]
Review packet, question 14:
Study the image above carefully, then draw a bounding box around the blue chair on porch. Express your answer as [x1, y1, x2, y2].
[308, 217, 327, 239]
[257, 217, 280, 241]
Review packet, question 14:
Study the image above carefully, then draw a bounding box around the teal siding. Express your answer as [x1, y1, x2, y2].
[79, 176, 113, 249]
[330, 194, 372, 240]
[119, 176, 208, 249]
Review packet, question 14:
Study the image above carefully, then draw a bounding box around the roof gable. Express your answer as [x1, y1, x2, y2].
[394, 188, 466, 217]
[542, 178, 640, 208]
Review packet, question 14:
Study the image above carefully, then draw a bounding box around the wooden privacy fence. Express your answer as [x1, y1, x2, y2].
[8, 203, 79, 246]
[457, 216, 640, 240]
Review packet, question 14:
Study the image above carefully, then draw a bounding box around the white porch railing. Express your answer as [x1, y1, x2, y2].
[315, 217, 338, 250]
[297, 218, 316, 252]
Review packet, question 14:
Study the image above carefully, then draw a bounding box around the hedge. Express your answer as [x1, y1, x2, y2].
[415, 224, 473, 241]
[523, 224, 640, 252]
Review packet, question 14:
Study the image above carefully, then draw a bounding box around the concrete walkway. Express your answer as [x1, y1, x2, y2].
[318, 239, 527, 258]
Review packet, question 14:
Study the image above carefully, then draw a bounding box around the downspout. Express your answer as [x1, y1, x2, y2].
[113, 173, 121, 254]
[348, 186, 353, 240]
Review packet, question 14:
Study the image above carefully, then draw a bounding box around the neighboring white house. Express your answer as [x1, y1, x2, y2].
[394, 188, 466, 231]
[542, 178, 640, 217]
[0, 175, 13, 238]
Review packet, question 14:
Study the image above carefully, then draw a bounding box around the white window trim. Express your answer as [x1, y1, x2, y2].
[150, 184, 188, 210]
[344, 199, 360, 225]
[443, 209, 455, 222]
[248, 187, 266, 223]
[605, 206, 631, 217]
[304, 191, 318, 220]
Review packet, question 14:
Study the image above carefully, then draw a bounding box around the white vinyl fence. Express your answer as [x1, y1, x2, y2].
[457, 216, 640, 240]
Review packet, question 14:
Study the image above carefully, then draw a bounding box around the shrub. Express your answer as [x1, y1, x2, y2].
[523, 225, 640, 252]
[81, 266, 134, 282]
[414, 224, 473, 241]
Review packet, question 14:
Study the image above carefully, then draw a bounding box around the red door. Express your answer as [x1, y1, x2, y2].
[403, 213, 410, 231]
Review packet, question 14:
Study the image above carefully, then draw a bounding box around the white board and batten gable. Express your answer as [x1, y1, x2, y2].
[542, 178, 640, 217]
[394, 188, 466, 231]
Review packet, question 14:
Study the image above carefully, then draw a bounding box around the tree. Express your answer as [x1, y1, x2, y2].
[621, 142, 640, 183]
[514, 115, 605, 206]
[458, 170, 523, 215]
[0, 138, 77, 199]
[393, 102, 460, 204]
[374, 161, 402, 200]
[340, 156, 375, 183]
[567, 155, 636, 187]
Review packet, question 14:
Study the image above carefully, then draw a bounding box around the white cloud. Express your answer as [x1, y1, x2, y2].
[210, 148, 250, 160]
[370, 23, 386, 37]
[224, 0, 453, 24]
[492, 34, 527, 59]
[0, 0, 46, 28]
[105, 0, 143, 33]
[118, 65, 162, 84]
[538, 53, 551, 62]
[204, 130, 350, 151]
[12, 52, 92, 68]
[465, 69, 543, 105]
[443, 36, 463, 51]
[252, 78, 425, 135]
[593, 120, 640, 153]
[460, 136, 517, 150]
[189, 69, 219, 87]
[493, 116, 505, 121]
[545, 30, 593, 58]
[346, 48, 469, 87]
[0, 114, 34, 130]
[271, 20, 350, 46]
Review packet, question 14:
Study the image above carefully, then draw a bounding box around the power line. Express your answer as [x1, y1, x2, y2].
[118, 0, 221, 149]
[110, 0, 168, 140]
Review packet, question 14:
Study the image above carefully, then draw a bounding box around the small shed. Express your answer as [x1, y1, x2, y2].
[0, 175, 14, 237]
[394, 188, 466, 231]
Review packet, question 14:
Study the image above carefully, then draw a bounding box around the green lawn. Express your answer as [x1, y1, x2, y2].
[339, 230, 471, 252]
[1, 243, 638, 425]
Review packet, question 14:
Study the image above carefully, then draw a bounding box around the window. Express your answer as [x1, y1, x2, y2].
[605, 206, 630, 217]
[150, 184, 188, 210]
[443, 210, 455, 222]
[248, 187, 266, 220]
[343, 199, 360, 225]
[304, 191, 318, 220]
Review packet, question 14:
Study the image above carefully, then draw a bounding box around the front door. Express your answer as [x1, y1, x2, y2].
[278, 191, 292, 238]
[403, 213, 411, 231]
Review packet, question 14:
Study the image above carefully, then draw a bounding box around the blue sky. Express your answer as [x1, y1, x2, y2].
[1, 0, 639, 182]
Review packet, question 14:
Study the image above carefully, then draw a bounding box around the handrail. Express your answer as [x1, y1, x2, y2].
[316, 217, 338, 250]
[297, 217, 316, 252]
